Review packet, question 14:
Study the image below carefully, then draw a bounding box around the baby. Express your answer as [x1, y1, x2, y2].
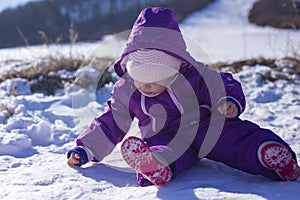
[67, 7, 299, 186]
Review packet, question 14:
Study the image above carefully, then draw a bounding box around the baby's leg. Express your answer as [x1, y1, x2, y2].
[136, 145, 199, 186]
[121, 136, 172, 186]
[123, 137, 200, 186]
[200, 118, 299, 181]
[121, 136, 199, 186]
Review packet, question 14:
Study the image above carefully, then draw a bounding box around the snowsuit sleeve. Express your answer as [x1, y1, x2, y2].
[197, 66, 246, 116]
[74, 80, 134, 163]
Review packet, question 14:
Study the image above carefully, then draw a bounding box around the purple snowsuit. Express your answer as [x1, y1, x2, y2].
[69, 7, 297, 185]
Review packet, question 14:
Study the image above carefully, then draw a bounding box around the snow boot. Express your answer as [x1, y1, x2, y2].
[121, 136, 172, 186]
[258, 142, 300, 181]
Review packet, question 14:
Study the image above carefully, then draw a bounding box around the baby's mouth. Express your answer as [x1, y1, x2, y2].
[143, 91, 153, 95]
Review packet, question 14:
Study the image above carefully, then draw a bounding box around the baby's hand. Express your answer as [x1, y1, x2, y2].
[67, 152, 81, 167]
[218, 101, 238, 118]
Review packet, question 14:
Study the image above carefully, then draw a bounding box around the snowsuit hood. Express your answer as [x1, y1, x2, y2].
[114, 7, 206, 78]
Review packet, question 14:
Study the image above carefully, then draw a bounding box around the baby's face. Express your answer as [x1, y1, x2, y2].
[134, 76, 174, 96]
[135, 82, 166, 96]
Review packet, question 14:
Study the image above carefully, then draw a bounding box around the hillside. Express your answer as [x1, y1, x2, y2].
[1, 0, 299, 49]
[0, 0, 214, 48]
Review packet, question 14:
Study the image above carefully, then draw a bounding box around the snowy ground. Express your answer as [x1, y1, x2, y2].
[1, 0, 300, 199]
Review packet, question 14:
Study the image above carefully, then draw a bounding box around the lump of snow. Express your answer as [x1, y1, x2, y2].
[5, 78, 32, 96]
[27, 121, 53, 146]
[0, 132, 32, 156]
[74, 65, 100, 89]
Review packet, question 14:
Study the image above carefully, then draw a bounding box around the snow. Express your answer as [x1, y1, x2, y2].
[180, 0, 300, 62]
[0, 0, 40, 12]
[1, 0, 300, 199]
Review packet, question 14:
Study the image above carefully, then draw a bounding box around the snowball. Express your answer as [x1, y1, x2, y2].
[27, 121, 53, 146]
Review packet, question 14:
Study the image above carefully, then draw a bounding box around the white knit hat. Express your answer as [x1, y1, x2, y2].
[126, 49, 182, 83]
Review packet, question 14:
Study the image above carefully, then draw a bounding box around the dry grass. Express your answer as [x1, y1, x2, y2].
[0, 56, 115, 95]
[1, 55, 299, 96]
[214, 56, 300, 82]
[0, 102, 14, 118]
[214, 57, 276, 73]
[0, 57, 83, 82]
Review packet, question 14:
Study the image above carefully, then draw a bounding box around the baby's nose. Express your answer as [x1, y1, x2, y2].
[141, 84, 151, 89]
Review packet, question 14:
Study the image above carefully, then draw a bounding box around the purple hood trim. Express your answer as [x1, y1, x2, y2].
[114, 7, 207, 78]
